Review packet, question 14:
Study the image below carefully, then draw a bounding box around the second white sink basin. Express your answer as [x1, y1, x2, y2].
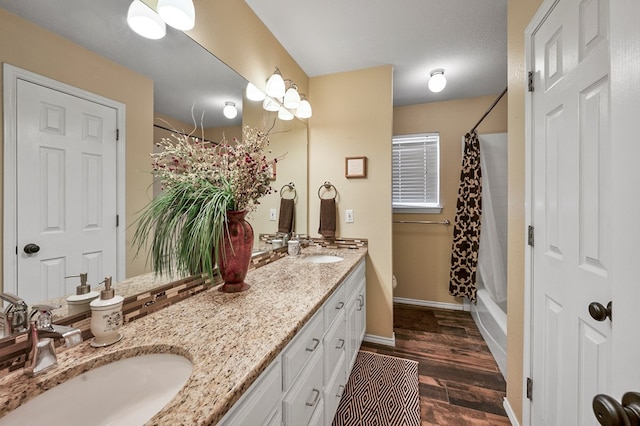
[303, 255, 344, 263]
[0, 353, 192, 426]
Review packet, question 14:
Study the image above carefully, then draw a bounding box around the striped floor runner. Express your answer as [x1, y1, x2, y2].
[333, 350, 421, 426]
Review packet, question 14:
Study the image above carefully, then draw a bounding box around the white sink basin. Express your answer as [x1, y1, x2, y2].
[1, 353, 192, 426]
[303, 254, 344, 263]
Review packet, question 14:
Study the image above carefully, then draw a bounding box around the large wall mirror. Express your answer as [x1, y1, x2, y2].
[0, 0, 308, 323]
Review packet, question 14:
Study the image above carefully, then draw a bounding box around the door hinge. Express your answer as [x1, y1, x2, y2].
[116, 128, 120, 141]
[527, 377, 533, 400]
[116, 214, 119, 227]
[528, 71, 534, 92]
[528, 225, 535, 247]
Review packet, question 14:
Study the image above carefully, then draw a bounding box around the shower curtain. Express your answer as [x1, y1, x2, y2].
[476, 134, 508, 304]
[449, 131, 482, 302]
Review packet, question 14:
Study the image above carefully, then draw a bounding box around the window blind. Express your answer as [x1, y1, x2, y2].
[392, 133, 440, 209]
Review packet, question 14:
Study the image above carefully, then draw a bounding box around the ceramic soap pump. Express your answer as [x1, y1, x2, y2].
[89, 276, 123, 347]
[65, 273, 100, 316]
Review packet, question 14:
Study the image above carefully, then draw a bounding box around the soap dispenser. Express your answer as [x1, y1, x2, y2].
[65, 273, 100, 316]
[89, 276, 123, 347]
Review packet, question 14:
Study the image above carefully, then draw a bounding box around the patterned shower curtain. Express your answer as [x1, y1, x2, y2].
[449, 131, 482, 302]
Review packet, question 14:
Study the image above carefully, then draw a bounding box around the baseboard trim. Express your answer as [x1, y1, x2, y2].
[363, 332, 396, 347]
[503, 397, 519, 426]
[393, 297, 466, 311]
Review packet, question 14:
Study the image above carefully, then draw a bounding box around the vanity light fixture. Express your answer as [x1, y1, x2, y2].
[428, 69, 447, 93]
[278, 107, 294, 121]
[265, 68, 286, 99]
[157, 0, 195, 31]
[127, 0, 167, 40]
[223, 102, 238, 119]
[295, 97, 313, 119]
[263, 97, 280, 112]
[283, 84, 301, 109]
[246, 82, 266, 102]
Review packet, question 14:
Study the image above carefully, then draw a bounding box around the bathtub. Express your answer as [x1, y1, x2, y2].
[469, 288, 507, 378]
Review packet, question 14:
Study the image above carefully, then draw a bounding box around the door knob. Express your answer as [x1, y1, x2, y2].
[593, 392, 640, 426]
[589, 301, 612, 322]
[23, 243, 40, 254]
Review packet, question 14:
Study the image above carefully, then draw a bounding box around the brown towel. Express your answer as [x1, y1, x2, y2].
[318, 198, 336, 238]
[278, 198, 295, 234]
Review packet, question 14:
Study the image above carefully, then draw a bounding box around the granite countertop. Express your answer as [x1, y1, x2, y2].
[0, 245, 367, 425]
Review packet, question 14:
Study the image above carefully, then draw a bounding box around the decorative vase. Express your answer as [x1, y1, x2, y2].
[218, 210, 253, 293]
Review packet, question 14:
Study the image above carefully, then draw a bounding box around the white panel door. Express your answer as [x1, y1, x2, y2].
[531, 0, 612, 424]
[16, 80, 118, 302]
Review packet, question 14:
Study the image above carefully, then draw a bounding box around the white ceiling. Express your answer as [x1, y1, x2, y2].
[245, 0, 508, 106]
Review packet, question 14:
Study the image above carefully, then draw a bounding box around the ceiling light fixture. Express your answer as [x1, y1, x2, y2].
[223, 102, 238, 119]
[127, 0, 166, 40]
[246, 82, 266, 102]
[157, 0, 195, 31]
[428, 69, 447, 93]
[265, 68, 286, 99]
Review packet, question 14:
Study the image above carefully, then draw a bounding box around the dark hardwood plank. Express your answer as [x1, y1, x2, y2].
[361, 303, 510, 425]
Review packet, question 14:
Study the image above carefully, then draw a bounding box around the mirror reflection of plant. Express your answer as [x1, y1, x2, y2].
[134, 126, 274, 281]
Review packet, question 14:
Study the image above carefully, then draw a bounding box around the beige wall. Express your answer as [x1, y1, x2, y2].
[308, 66, 394, 339]
[189, 0, 308, 102]
[507, 0, 543, 423]
[392, 95, 507, 304]
[0, 8, 154, 284]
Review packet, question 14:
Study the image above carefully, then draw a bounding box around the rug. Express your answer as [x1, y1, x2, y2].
[333, 350, 421, 426]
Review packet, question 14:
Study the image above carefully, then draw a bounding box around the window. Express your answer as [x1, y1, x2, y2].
[392, 133, 441, 213]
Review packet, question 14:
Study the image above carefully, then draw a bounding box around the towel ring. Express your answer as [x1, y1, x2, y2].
[280, 182, 297, 200]
[318, 181, 337, 200]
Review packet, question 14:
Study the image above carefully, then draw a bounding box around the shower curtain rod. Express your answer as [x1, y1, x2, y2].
[469, 86, 508, 134]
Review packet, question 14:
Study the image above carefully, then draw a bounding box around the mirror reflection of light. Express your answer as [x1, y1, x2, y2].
[428, 69, 447, 93]
[127, 0, 166, 40]
[223, 102, 238, 119]
[246, 82, 266, 101]
[157, 0, 195, 31]
[278, 107, 294, 121]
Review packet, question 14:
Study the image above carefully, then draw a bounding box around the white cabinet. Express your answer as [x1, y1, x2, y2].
[220, 258, 366, 426]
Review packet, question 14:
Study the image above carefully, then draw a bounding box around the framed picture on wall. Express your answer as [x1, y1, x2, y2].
[345, 156, 367, 178]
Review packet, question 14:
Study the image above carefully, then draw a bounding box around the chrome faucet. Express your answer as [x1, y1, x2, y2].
[0, 292, 29, 336]
[24, 305, 82, 377]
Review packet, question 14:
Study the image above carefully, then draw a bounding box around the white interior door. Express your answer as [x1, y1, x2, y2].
[529, 0, 640, 424]
[14, 79, 118, 302]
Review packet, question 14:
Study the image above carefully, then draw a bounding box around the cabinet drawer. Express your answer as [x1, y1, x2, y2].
[218, 357, 282, 426]
[323, 309, 346, 384]
[283, 349, 324, 426]
[282, 309, 325, 390]
[323, 284, 346, 330]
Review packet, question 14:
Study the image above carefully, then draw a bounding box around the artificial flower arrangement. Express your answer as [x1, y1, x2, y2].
[134, 125, 274, 282]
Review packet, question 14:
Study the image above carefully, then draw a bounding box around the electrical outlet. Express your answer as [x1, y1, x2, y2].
[269, 209, 277, 221]
[346, 209, 354, 223]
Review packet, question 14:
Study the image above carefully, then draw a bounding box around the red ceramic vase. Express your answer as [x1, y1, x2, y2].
[218, 210, 253, 293]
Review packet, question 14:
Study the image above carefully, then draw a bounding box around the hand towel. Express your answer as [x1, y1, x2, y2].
[278, 198, 295, 234]
[318, 198, 336, 238]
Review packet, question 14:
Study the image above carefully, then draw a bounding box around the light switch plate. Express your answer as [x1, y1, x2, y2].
[269, 209, 277, 221]
[346, 209, 354, 223]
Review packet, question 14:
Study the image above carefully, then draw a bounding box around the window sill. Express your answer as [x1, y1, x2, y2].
[392, 206, 442, 214]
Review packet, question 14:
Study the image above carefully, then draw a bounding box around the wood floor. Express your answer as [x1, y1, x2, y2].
[361, 303, 511, 426]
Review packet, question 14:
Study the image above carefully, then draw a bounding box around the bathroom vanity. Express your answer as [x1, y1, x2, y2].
[0, 246, 367, 425]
